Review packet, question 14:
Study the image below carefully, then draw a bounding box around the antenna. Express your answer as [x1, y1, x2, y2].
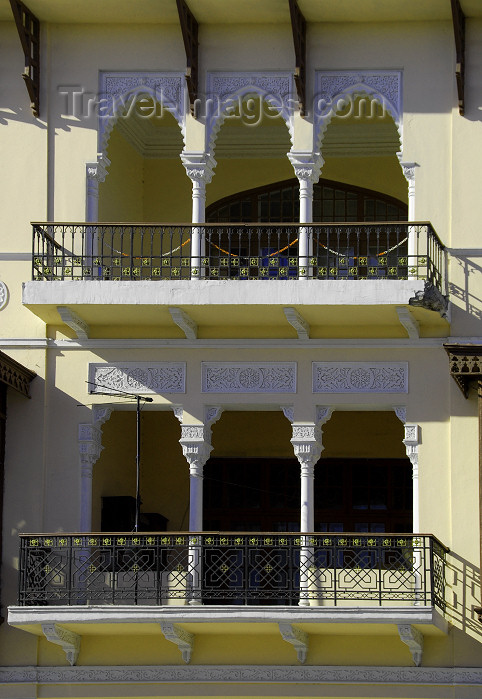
[86, 381, 154, 532]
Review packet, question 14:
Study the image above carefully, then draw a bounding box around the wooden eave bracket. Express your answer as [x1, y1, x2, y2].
[41, 623, 80, 666]
[288, 0, 306, 117]
[176, 0, 198, 116]
[160, 621, 194, 663]
[451, 0, 465, 116]
[398, 624, 423, 667]
[9, 0, 40, 117]
[444, 343, 482, 398]
[0, 350, 36, 398]
[279, 623, 308, 663]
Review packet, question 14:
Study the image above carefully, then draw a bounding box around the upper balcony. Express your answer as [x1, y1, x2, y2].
[23, 222, 449, 339]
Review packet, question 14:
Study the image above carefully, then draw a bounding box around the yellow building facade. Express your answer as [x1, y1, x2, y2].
[1, 1, 482, 697]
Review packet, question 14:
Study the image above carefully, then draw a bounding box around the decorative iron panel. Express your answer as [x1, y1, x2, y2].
[18, 532, 447, 610]
[31, 223, 446, 291]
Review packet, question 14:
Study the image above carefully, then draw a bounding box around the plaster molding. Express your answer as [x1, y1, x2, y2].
[287, 151, 323, 184]
[316, 406, 334, 425]
[283, 307, 310, 340]
[291, 423, 323, 473]
[403, 423, 420, 475]
[393, 406, 407, 424]
[204, 406, 223, 426]
[313, 361, 408, 393]
[88, 362, 186, 395]
[172, 406, 184, 423]
[179, 424, 213, 476]
[92, 405, 113, 427]
[202, 362, 296, 393]
[281, 405, 294, 423]
[78, 423, 103, 470]
[180, 151, 216, 184]
[3, 665, 481, 686]
[98, 72, 185, 156]
[206, 71, 295, 155]
[279, 623, 308, 664]
[86, 153, 111, 184]
[396, 306, 419, 339]
[159, 622, 193, 664]
[168, 306, 198, 340]
[57, 306, 90, 339]
[0, 281, 8, 310]
[398, 624, 423, 667]
[314, 70, 402, 153]
[41, 623, 80, 666]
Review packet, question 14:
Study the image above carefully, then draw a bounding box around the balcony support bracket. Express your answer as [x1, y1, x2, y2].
[57, 307, 90, 339]
[396, 306, 419, 339]
[398, 624, 423, 667]
[284, 307, 310, 340]
[169, 307, 197, 340]
[41, 623, 80, 666]
[279, 623, 308, 663]
[160, 621, 194, 663]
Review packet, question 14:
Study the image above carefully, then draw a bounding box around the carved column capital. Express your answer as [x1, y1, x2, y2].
[86, 154, 111, 184]
[180, 152, 216, 185]
[291, 423, 323, 472]
[179, 424, 213, 476]
[288, 151, 323, 184]
[403, 423, 420, 476]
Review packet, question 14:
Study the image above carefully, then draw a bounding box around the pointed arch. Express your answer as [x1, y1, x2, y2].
[314, 70, 403, 155]
[205, 72, 296, 157]
[97, 72, 187, 158]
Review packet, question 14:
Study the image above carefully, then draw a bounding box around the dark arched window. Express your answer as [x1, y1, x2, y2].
[206, 178, 407, 223]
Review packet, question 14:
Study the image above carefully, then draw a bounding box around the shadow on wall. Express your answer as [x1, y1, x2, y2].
[445, 550, 482, 641]
[448, 255, 482, 332]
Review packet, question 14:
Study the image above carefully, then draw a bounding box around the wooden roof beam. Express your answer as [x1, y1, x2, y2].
[176, 0, 199, 116]
[451, 0, 466, 116]
[9, 0, 40, 117]
[288, 0, 306, 117]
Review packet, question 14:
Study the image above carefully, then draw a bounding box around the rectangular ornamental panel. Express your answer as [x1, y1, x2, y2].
[89, 363, 186, 395]
[202, 362, 296, 393]
[313, 362, 408, 393]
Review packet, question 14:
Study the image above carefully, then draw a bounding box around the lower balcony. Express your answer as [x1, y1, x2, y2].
[16, 531, 447, 608]
[9, 532, 449, 666]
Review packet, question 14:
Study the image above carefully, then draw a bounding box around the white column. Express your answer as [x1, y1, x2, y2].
[181, 152, 216, 280]
[400, 162, 419, 279]
[291, 424, 323, 607]
[179, 423, 213, 605]
[85, 155, 110, 269]
[288, 152, 323, 280]
[78, 407, 112, 532]
[403, 423, 421, 534]
[403, 423, 422, 604]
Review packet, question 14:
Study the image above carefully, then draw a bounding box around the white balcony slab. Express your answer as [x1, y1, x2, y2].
[24, 279, 427, 308]
[9, 604, 448, 635]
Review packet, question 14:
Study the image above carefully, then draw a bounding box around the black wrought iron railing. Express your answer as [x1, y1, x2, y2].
[18, 532, 447, 609]
[31, 222, 447, 292]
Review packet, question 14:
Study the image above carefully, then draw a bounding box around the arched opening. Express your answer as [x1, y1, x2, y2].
[206, 178, 407, 224]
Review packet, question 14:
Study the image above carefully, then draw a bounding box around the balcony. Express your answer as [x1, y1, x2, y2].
[31, 222, 445, 285]
[23, 222, 449, 338]
[9, 532, 449, 664]
[16, 531, 447, 607]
